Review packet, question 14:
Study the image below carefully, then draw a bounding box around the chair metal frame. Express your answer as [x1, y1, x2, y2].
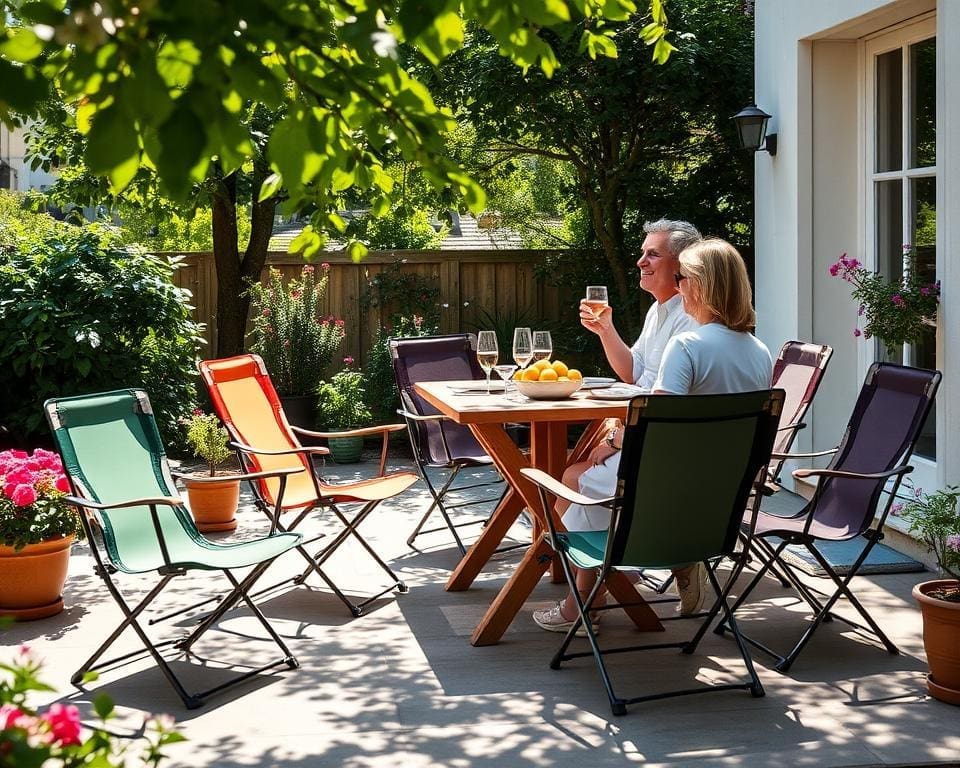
[522, 390, 784, 715]
[390, 333, 507, 555]
[200, 354, 418, 617]
[45, 389, 303, 709]
[719, 362, 941, 672]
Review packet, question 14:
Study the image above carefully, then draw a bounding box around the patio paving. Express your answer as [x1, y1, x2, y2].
[3, 455, 959, 768]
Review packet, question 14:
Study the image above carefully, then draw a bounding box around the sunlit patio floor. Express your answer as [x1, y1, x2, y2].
[4, 457, 959, 768]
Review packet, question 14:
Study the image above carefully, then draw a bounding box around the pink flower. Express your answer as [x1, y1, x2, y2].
[853, 328, 862, 338]
[891, 294, 906, 308]
[947, 534, 960, 553]
[857, 304, 864, 316]
[55, 475, 70, 493]
[320, 262, 331, 271]
[11, 484, 38, 507]
[302, 265, 315, 274]
[335, 319, 345, 328]
[41, 703, 82, 746]
[920, 286, 930, 297]
[890, 502, 904, 516]
[343, 356, 354, 365]
[290, 290, 302, 300]
[828, 263, 840, 277]
[0, 704, 27, 729]
[262, 308, 270, 316]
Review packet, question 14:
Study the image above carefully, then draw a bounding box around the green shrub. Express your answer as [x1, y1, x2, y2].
[360, 260, 441, 328]
[0, 224, 202, 448]
[316, 367, 372, 429]
[363, 315, 439, 424]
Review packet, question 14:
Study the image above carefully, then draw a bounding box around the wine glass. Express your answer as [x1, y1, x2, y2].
[476, 331, 499, 394]
[513, 327, 533, 371]
[584, 285, 609, 320]
[532, 330, 552, 363]
[494, 364, 518, 399]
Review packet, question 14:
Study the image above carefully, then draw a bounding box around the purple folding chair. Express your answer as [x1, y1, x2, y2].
[390, 334, 506, 555]
[721, 362, 941, 672]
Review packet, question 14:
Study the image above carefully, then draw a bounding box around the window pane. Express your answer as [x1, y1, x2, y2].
[875, 179, 903, 363]
[875, 50, 902, 172]
[910, 38, 936, 169]
[911, 176, 936, 460]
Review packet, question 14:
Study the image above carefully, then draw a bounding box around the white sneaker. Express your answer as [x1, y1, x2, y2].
[532, 602, 599, 637]
[674, 562, 708, 615]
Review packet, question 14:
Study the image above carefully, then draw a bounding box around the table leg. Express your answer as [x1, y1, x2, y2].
[604, 571, 664, 632]
[531, 422, 569, 584]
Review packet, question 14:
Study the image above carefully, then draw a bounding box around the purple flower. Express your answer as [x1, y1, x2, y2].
[890, 502, 904, 516]
[853, 328, 862, 338]
[829, 263, 840, 277]
[947, 534, 960, 553]
[891, 294, 905, 308]
[920, 286, 930, 296]
[858, 304, 864, 316]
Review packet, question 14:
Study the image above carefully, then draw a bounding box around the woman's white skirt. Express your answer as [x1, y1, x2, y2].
[560, 452, 620, 532]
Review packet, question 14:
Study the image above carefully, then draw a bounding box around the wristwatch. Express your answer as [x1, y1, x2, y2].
[604, 428, 620, 450]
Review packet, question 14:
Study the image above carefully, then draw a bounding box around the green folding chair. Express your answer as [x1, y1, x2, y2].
[45, 389, 304, 709]
[521, 390, 784, 716]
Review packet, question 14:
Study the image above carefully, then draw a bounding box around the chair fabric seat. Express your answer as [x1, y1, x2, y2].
[317, 472, 419, 504]
[753, 510, 859, 542]
[554, 530, 608, 570]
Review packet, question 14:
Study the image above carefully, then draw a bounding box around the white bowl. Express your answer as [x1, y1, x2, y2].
[515, 379, 583, 400]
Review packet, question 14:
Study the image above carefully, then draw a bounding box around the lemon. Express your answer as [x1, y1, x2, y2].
[522, 367, 541, 381]
[539, 368, 559, 382]
[551, 361, 569, 377]
[567, 369, 583, 381]
[534, 359, 552, 370]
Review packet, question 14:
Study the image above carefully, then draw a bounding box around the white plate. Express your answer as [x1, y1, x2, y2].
[581, 376, 617, 390]
[586, 384, 645, 400]
[451, 380, 505, 393]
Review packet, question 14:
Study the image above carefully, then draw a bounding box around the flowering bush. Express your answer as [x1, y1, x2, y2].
[316, 360, 373, 430]
[0, 449, 81, 551]
[895, 483, 960, 596]
[360, 260, 441, 328]
[829, 245, 939, 351]
[182, 411, 232, 477]
[247, 265, 345, 396]
[0, 645, 183, 767]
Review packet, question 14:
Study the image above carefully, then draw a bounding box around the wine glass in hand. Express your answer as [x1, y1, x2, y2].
[476, 331, 499, 394]
[513, 327, 533, 371]
[584, 286, 609, 320]
[532, 331, 552, 363]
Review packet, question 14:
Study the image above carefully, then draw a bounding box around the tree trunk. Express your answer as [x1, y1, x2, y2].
[211, 164, 279, 358]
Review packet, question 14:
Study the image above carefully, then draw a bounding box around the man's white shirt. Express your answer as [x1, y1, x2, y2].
[629, 294, 698, 389]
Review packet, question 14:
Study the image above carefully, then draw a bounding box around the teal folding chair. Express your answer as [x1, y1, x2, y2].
[44, 389, 304, 709]
[521, 390, 784, 716]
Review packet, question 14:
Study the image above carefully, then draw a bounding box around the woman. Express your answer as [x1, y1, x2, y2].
[533, 238, 773, 635]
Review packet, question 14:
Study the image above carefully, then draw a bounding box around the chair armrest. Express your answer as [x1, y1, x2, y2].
[396, 409, 449, 423]
[770, 447, 839, 460]
[171, 467, 305, 484]
[776, 421, 806, 433]
[229, 440, 330, 457]
[298, 424, 406, 439]
[65, 494, 183, 511]
[519, 468, 614, 508]
[793, 464, 913, 482]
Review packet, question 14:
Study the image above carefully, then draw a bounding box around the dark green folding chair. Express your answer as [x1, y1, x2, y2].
[521, 390, 784, 716]
[45, 389, 304, 709]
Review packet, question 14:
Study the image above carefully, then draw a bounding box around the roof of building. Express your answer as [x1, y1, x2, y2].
[268, 210, 524, 252]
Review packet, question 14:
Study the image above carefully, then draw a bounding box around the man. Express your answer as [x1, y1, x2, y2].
[582, 218, 702, 388]
[532, 218, 705, 636]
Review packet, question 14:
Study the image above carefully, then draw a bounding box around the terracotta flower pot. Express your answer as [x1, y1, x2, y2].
[182, 476, 240, 533]
[0, 534, 75, 621]
[912, 579, 960, 705]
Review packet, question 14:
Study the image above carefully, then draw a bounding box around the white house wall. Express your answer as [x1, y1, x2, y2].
[755, 0, 955, 487]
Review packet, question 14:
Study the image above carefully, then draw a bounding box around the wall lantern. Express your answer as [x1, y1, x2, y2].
[731, 103, 777, 156]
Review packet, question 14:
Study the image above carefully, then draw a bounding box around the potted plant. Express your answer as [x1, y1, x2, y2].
[829, 245, 940, 354]
[316, 360, 373, 463]
[177, 411, 241, 533]
[897, 484, 960, 704]
[246, 264, 346, 429]
[0, 448, 82, 620]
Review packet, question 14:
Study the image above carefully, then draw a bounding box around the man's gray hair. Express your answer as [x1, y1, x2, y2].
[643, 219, 702, 257]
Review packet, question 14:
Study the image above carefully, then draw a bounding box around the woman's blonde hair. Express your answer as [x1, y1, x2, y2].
[679, 238, 755, 332]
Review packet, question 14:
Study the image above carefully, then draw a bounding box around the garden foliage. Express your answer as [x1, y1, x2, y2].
[317, 363, 373, 430]
[363, 315, 439, 424]
[0, 448, 80, 550]
[0, 203, 202, 448]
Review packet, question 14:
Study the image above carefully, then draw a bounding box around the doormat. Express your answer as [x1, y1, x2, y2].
[774, 537, 925, 577]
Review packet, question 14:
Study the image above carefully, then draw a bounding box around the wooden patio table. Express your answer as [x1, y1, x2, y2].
[414, 380, 665, 646]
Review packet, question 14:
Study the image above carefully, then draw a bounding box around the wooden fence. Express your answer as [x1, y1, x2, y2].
[168, 250, 574, 366]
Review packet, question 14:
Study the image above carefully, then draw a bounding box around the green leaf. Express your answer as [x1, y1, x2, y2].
[93, 693, 115, 719]
[156, 40, 201, 89]
[0, 59, 48, 113]
[346, 239, 368, 263]
[0, 28, 44, 62]
[84, 104, 139, 175]
[414, 11, 465, 66]
[398, 0, 453, 41]
[258, 172, 283, 203]
[157, 105, 207, 199]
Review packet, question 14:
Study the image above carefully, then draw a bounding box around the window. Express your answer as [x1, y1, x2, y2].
[866, 20, 936, 461]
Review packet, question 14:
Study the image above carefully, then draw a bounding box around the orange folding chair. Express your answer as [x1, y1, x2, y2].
[200, 354, 418, 616]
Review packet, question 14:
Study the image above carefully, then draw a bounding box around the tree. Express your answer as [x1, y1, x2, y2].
[434, 1, 753, 336]
[1, 0, 673, 354]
